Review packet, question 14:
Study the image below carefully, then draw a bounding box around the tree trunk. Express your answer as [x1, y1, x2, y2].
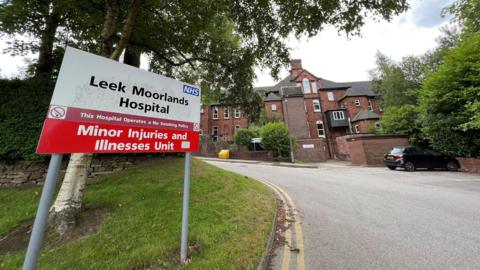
[49, 0, 144, 235]
[124, 46, 141, 67]
[49, 154, 92, 235]
[35, 1, 60, 77]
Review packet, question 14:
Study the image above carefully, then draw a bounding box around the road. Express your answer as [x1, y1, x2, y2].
[205, 161, 480, 270]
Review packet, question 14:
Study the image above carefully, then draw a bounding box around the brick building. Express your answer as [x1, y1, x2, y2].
[200, 59, 383, 159]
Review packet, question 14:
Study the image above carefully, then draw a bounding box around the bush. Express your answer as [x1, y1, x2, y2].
[234, 128, 256, 147]
[418, 32, 480, 157]
[259, 122, 292, 157]
[0, 77, 54, 161]
[379, 105, 426, 145]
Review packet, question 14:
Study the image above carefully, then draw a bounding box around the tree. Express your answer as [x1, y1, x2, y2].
[49, 0, 145, 235]
[260, 122, 292, 157]
[234, 128, 256, 147]
[371, 52, 419, 108]
[418, 32, 480, 157]
[379, 105, 426, 145]
[3, 0, 408, 233]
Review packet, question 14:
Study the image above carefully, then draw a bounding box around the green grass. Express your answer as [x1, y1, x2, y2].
[0, 158, 275, 269]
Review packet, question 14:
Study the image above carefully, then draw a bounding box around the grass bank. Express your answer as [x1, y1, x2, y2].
[0, 157, 275, 269]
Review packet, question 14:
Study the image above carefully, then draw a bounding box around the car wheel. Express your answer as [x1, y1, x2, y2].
[446, 161, 459, 171]
[404, 161, 415, 172]
[387, 166, 396, 170]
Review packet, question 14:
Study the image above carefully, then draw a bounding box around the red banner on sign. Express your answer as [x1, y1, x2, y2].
[36, 119, 200, 154]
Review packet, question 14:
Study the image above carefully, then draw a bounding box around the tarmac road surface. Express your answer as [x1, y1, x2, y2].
[205, 160, 480, 270]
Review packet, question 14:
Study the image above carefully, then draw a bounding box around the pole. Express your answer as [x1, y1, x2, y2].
[23, 154, 63, 270]
[180, 152, 192, 263]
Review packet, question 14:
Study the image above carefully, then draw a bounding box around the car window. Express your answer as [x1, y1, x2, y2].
[389, 148, 404, 154]
[407, 147, 423, 155]
[424, 149, 441, 156]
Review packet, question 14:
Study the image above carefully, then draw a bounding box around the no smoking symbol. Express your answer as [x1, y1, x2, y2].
[49, 106, 67, 119]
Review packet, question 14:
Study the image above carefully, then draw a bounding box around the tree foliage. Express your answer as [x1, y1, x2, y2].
[259, 122, 292, 157]
[0, 77, 53, 161]
[418, 32, 480, 157]
[379, 105, 426, 145]
[1, 0, 409, 120]
[234, 128, 256, 147]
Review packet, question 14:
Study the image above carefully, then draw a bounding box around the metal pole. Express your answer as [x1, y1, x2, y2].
[180, 152, 192, 263]
[23, 154, 63, 270]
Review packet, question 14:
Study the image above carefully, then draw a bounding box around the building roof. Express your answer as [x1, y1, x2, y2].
[351, 109, 381, 122]
[264, 92, 282, 101]
[281, 86, 303, 97]
[319, 80, 375, 100]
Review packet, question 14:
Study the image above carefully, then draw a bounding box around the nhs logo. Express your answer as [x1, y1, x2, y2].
[183, 85, 200, 96]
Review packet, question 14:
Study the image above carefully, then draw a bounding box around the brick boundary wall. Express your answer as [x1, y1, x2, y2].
[0, 154, 165, 187]
[344, 134, 410, 166]
[456, 157, 480, 174]
[294, 138, 329, 162]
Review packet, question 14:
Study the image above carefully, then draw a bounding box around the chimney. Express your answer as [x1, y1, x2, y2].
[291, 59, 302, 77]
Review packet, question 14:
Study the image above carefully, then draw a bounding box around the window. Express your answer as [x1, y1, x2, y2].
[302, 78, 311, 94]
[327, 91, 334, 101]
[212, 107, 219, 119]
[332, 110, 345, 120]
[212, 126, 218, 141]
[316, 120, 325, 137]
[313, 99, 321, 112]
[234, 108, 241, 118]
[354, 99, 361, 107]
[271, 104, 277, 112]
[311, 81, 318, 92]
[368, 100, 373, 111]
[224, 107, 230, 119]
[354, 125, 360, 133]
[200, 105, 204, 114]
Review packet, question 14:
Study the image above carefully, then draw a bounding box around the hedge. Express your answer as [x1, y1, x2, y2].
[0, 77, 54, 161]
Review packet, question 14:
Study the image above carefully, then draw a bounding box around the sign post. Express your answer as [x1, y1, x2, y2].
[180, 152, 192, 262]
[24, 47, 201, 268]
[23, 154, 63, 270]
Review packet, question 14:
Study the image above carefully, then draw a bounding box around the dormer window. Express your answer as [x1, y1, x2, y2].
[355, 99, 361, 107]
[271, 104, 277, 112]
[302, 78, 311, 94]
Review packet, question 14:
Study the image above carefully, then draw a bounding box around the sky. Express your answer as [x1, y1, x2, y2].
[0, 0, 454, 85]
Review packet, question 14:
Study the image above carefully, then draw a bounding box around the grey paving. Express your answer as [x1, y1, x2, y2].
[204, 161, 480, 270]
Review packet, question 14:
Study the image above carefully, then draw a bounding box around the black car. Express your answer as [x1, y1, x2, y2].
[384, 146, 460, 172]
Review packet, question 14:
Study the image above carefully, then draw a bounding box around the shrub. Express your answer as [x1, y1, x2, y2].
[0, 77, 54, 161]
[234, 128, 256, 147]
[259, 122, 291, 157]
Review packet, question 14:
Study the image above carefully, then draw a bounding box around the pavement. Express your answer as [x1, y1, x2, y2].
[203, 159, 480, 270]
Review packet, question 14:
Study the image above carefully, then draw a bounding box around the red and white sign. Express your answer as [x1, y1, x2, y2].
[37, 47, 201, 154]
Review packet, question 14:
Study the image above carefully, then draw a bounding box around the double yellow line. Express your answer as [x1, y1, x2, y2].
[263, 181, 305, 270]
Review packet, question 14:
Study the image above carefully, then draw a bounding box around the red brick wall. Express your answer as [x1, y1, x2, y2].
[283, 97, 311, 139]
[264, 100, 284, 121]
[201, 105, 249, 142]
[318, 89, 347, 111]
[352, 119, 379, 134]
[456, 157, 480, 174]
[345, 135, 410, 166]
[294, 138, 329, 162]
